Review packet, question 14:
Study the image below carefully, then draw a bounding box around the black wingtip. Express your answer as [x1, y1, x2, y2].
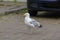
[39, 25, 42, 28]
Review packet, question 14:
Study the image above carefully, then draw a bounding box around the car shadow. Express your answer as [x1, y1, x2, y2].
[36, 12, 60, 18]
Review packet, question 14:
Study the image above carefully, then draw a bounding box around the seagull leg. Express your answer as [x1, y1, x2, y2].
[27, 26, 33, 34]
[26, 26, 31, 33]
[27, 27, 35, 34]
[30, 27, 36, 34]
[32, 27, 39, 34]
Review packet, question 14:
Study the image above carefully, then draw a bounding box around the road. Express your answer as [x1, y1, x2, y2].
[0, 13, 60, 40]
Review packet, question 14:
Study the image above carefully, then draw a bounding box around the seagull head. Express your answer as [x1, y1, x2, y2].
[24, 13, 30, 17]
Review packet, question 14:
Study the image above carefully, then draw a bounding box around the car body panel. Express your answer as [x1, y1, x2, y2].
[27, 0, 60, 12]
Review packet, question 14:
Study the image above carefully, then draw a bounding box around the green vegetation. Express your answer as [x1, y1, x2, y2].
[0, 14, 5, 17]
[20, 8, 28, 13]
[0, 8, 28, 17]
[0, 2, 27, 16]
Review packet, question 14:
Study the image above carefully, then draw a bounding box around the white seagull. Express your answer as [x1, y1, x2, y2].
[23, 13, 42, 33]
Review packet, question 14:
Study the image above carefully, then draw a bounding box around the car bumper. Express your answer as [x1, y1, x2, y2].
[29, 2, 60, 12]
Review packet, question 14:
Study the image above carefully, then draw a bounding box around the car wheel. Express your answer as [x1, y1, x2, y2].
[28, 10, 37, 16]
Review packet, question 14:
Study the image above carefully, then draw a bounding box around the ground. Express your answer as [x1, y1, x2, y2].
[0, 2, 60, 40]
[0, 13, 60, 40]
[0, 2, 26, 14]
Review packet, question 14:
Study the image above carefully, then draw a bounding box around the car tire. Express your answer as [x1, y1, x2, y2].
[28, 10, 37, 16]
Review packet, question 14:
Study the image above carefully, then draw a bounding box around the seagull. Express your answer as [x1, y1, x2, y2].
[23, 13, 42, 33]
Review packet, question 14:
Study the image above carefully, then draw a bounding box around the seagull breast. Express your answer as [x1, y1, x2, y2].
[24, 13, 42, 28]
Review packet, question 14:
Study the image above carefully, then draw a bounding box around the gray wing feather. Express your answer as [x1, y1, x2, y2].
[29, 18, 40, 27]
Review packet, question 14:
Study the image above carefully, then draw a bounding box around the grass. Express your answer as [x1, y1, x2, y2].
[0, 8, 28, 17]
[0, 2, 27, 16]
[0, 14, 5, 17]
[20, 8, 28, 13]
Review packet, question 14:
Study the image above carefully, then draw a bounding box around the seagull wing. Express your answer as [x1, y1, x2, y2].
[29, 18, 40, 27]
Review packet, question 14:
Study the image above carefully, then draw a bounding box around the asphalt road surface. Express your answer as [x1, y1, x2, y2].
[0, 13, 60, 40]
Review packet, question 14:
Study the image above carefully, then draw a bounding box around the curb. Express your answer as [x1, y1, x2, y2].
[5, 5, 27, 15]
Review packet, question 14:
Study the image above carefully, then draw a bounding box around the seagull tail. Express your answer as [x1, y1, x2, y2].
[39, 25, 42, 28]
